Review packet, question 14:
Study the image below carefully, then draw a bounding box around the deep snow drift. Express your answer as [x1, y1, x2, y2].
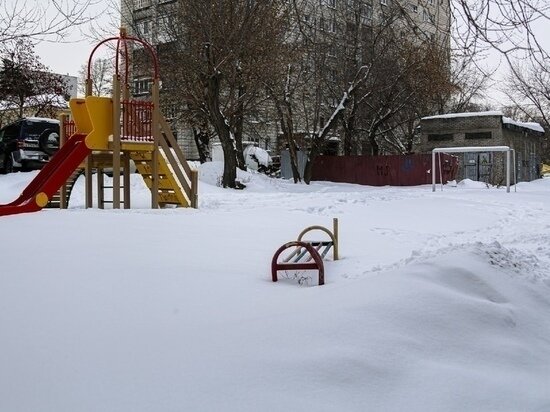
[1, 163, 549, 412]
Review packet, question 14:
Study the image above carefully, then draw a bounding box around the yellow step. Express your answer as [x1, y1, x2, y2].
[157, 191, 180, 204]
[141, 176, 174, 190]
[129, 150, 190, 208]
[134, 162, 172, 176]
[130, 151, 153, 161]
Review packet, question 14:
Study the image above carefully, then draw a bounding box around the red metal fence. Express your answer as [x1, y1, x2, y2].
[63, 119, 76, 139]
[122, 100, 154, 141]
[311, 154, 458, 186]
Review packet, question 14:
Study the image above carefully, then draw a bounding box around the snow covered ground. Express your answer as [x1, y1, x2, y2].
[1, 163, 549, 412]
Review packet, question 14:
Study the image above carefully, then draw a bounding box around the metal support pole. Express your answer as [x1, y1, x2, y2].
[97, 167, 104, 209]
[191, 170, 199, 209]
[432, 151, 436, 192]
[112, 75, 121, 209]
[85, 78, 93, 97]
[59, 114, 68, 209]
[85, 76, 93, 209]
[512, 149, 517, 192]
[151, 81, 160, 209]
[333, 217, 339, 260]
[85, 157, 93, 208]
[123, 152, 131, 209]
[506, 149, 511, 193]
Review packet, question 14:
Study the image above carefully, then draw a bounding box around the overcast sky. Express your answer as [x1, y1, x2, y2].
[35, 0, 116, 78]
[31, 1, 549, 108]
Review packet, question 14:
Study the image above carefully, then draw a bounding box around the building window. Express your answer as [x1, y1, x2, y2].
[361, 4, 373, 25]
[157, 15, 174, 44]
[133, 77, 152, 96]
[329, 17, 337, 32]
[136, 19, 152, 43]
[410, 3, 418, 12]
[134, 0, 151, 10]
[423, 9, 434, 23]
[465, 132, 492, 139]
[428, 133, 453, 141]
[162, 104, 179, 120]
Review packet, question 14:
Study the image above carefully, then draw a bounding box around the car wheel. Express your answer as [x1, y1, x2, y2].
[38, 129, 60, 155]
[3, 154, 13, 174]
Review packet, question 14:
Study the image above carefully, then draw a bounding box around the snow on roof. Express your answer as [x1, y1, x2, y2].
[25, 117, 60, 124]
[422, 111, 545, 134]
[502, 116, 545, 133]
[422, 111, 503, 120]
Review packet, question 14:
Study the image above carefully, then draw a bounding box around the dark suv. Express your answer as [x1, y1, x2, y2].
[0, 117, 60, 173]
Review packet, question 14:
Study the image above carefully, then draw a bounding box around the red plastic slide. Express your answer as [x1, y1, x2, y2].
[0, 134, 91, 217]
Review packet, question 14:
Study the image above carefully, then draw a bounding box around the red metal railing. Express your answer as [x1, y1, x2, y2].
[121, 100, 154, 141]
[63, 119, 76, 139]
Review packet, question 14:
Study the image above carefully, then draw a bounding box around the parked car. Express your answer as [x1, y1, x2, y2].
[0, 117, 60, 173]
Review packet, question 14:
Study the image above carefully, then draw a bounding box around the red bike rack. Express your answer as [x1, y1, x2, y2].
[271, 241, 325, 286]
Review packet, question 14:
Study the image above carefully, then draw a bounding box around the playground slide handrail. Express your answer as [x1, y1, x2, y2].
[1, 135, 84, 207]
[159, 116, 193, 177]
[159, 116, 198, 207]
[159, 138, 192, 202]
[0, 136, 90, 217]
[38, 139, 90, 201]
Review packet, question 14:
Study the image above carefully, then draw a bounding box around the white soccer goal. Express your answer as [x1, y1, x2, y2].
[432, 146, 517, 193]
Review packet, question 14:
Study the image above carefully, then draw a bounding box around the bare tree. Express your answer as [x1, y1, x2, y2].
[78, 57, 114, 96]
[453, 0, 550, 67]
[505, 62, 550, 129]
[148, 0, 287, 188]
[279, 1, 454, 182]
[452, 0, 550, 115]
[0, 38, 69, 125]
[0, 0, 98, 43]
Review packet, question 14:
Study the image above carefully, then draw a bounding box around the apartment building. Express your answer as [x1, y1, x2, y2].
[121, 0, 451, 160]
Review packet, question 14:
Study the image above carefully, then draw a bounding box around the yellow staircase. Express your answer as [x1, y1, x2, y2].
[67, 95, 197, 210]
[129, 149, 191, 207]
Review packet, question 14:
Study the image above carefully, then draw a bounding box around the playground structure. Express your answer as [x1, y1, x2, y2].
[0, 29, 198, 217]
[271, 218, 339, 286]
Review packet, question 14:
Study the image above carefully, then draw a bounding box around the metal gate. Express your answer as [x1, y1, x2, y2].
[464, 152, 492, 182]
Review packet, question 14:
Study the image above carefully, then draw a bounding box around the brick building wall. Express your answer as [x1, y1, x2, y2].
[418, 112, 544, 184]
